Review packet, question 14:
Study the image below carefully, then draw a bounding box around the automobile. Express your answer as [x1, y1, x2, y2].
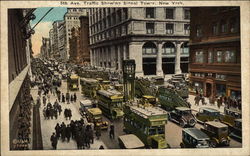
[79, 100, 92, 116]
[196, 107, 221, 123]
[201, 121, 230, 147]
[180, 128, 210, 148]
[118, 134, 145, 149]
[229, 119, 242, 142]
[86, 108, 108, 130]
[168, 107, 196, 127]
[221, 107, 242, 128]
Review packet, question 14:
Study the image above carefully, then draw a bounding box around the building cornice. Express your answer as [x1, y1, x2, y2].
[189, 36, 240, 46]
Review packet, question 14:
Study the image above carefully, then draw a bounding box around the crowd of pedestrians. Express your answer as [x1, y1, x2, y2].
[50, 119, 95, 149]
[194, 92, 241, 110]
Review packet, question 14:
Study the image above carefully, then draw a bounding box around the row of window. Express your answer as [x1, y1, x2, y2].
[146, 23, 190, 35]
[196, 17, 239, 37]
[91, 25, 128, 43]
[191, 72, 227, 80]
[90, 8, 128, 32]
[142, 42, 189, 54]
[146, 8, 190, 20]
[195, 50, 237, 64]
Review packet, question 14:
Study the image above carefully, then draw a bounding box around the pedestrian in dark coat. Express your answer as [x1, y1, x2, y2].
[65, 125, 71, 142]
[55, 123, 61, 138]
[68, 109, 72, 120]
[58, 105, 62, 115]
[109, 124, 115, 139]
[61, 124, 66, 142]
[73, 93, 77, 102]
[62, 94, 65, 103]
[66, 92, 70, 104]
[50, 133, 58, 150]
[64, 109, 68, 120]
[70, 95, 74, 103]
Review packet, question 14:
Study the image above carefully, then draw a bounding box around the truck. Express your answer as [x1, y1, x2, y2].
[96, 89, 124, 120]
[67, 74, 79, 91]
[123, 105, 169, 149]
[86, 108, 108, 130]
[80, 78, 99, 99]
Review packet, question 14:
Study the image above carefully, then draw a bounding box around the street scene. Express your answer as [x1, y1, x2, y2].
[8, 7, 242, 150]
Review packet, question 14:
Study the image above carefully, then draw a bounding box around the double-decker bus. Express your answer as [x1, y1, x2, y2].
[123, 105, 169, 149]
[67, 74, 79, 91]
[80, 78, 99, 99]
[96, 89, 124, 119]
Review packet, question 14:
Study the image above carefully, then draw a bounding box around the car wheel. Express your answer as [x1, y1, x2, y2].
[189, 119, 196, 127]
[180, 119, 185, 128]
[180, 143, 184, 148]
[210, 141, 217, 148]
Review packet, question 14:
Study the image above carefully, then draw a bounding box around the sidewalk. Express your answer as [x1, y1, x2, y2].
[31, 80, 107, 150]
[187, 94, 225, 113]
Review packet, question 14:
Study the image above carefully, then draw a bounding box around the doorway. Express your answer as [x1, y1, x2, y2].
[206, 83, 212, 97]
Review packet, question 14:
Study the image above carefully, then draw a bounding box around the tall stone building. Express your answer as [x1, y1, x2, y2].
[52, 20, 64, 60]
[69, 27, 80, 63]
[8, 9, 34, 150]
[40, 37, 51, 59]
[49, 29, 54, 58]
[189, 7, 241, 100]
[58, 21, 66, 61]
[63, 8, 88, 61]
[89, 8, 190, 77]
[79, 16, 90, 64]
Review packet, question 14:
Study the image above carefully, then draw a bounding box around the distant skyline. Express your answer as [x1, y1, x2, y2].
[30, 7, 67, 56]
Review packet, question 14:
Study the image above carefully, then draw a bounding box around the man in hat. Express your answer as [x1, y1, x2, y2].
[50, 132, 58, 150]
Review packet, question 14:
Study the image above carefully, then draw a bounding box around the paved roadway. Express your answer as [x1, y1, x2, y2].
[31, 74, 242, 149]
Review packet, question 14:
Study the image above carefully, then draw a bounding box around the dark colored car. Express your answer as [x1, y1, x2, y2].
[229, 119, 242, 142]
[180, 128, 210, 148]
[201, 121, 230, 147]
[168, 107, 196, 127]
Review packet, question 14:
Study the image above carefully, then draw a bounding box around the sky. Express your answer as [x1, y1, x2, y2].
[30, 7, 67, 56]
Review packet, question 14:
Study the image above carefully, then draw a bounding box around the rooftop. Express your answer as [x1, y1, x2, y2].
[183, 128, 209, 140]
[206, 121, 228, 128]
[118, 134, 145, 149]
[98, 89, 122, 97]
[81, 77, 98, 83]
[176, 107, 191, 111]
[201, 107, 220, 113]
[130, 106, 167, 119]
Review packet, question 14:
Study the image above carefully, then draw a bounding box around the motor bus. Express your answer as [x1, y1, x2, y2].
[80, 78, 99, 99]
[123, 105, 169, 149]
[96, 89, 124, 120]
[67, 74, 79, 91]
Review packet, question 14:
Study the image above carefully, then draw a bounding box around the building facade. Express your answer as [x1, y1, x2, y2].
[58, 21, 66, 61]
[189, 7, 241, 100]
[8, 9, 34, 150]
[52, 20, 64, 60]
[49, 29, 54, 59]
[69, 27, 81, 63]
[79, 16, 90, 64]
[40, 37, 51, 59]
[89, 7, 190, 77]
[63, 8, 88, 61]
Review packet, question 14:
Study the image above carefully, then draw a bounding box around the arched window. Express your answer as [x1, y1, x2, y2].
[181, 42, 189, 54]
[142, 42, 157, 55]
[162, 42, 175, 54]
